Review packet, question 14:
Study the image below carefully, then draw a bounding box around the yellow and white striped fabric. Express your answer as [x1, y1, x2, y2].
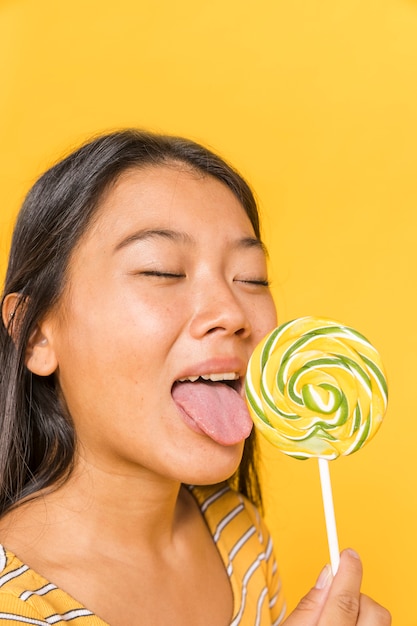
[0, 484, 285, 625]
[190, 484, 286, 625]
[0, 546, 100, 625]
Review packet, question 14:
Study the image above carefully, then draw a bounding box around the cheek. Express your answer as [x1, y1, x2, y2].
[117, 283, 183, 328]
[54, 295, 179, 386]
[252, 296, 278, 341]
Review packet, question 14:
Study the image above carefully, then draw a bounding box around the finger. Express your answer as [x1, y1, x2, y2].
[319, 548, 362, 624]
[282, 564, 333, 625]
[358, 594, 392, 625]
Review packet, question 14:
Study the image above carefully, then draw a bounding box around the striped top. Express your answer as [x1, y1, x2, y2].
[0, 484, 286, 625]
[189, 484, 286, 625]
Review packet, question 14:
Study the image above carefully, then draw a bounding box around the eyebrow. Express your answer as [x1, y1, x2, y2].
[114, 228, 193, 252]
[114, 228, 268, 256]
[238, 236, 269, 257]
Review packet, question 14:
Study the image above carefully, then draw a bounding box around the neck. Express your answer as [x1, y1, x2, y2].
[0, 454, 194, 560]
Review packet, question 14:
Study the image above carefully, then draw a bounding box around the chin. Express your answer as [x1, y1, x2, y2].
[179, 439, 245, 486]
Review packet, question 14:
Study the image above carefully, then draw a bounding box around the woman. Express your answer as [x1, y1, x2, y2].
[0, 130, 390, 625]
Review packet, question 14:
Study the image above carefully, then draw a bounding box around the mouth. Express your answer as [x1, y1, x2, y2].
[174, 372, 242, 393]
[171, 372, 252, 446]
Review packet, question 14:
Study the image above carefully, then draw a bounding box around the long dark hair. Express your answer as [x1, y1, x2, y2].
[0, 129, 264, 516]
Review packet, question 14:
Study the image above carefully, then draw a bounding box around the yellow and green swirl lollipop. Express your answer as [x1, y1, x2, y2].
[245, 316, 388, 572]
[245, 316, 388, 460]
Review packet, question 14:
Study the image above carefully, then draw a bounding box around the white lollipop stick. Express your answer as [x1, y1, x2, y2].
[318, 458, 340, 575]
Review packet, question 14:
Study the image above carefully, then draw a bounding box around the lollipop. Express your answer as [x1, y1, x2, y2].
[245, 316, 388, 571]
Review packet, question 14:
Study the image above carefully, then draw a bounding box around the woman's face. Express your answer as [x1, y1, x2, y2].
[45, 165, 277, 485]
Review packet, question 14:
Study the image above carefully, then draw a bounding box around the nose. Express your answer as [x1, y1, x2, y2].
[188, 280, 252, 339]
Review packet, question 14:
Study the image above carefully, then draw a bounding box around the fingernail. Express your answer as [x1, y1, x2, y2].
[315, 564, 332, 589]
[344, 548, 360, 560]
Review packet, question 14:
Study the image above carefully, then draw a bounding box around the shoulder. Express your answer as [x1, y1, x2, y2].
[188, 482, 257, 516]
[0, 545, 98, 625]
[0, 544, 35, 598]
[0, 545, 48, 623]
[188, 485, 286, 624]
[188, 483, 271, 550]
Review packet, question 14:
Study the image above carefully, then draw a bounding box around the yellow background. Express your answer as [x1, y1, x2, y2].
[1, 0, 416, 623]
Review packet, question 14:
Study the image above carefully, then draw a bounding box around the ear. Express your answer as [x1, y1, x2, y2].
[25, 322, 58, 376]
[2, 292, 58, 376]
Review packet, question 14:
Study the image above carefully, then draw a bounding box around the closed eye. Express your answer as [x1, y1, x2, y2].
[236, 278, 270, 287]
[138, 270, 185, 278]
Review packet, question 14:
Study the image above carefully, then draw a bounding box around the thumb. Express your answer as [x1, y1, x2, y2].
[282, 564, 333, 626]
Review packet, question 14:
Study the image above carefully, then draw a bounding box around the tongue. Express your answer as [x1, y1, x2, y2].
[172, 380, 253, 446]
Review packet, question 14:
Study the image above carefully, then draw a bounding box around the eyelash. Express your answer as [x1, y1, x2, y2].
[139, 271, 269, 287]
[241, 278, 269, 286]
[141, 271, 185, 278]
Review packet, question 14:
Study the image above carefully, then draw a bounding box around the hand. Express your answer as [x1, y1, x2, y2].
[282, 549, 391, 625]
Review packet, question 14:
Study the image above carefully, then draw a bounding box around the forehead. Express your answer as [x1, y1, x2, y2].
[85, 164, 256, 241]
